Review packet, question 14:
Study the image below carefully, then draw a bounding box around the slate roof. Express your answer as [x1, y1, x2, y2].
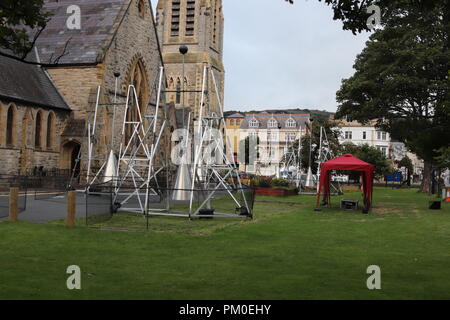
[226, 113, 245, 118]
[240, 113, 310, 130]
[29, 0, 128, 65]
[0, 53, 70, 110]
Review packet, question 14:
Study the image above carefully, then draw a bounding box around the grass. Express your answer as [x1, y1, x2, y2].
[0, 187, 449, 300]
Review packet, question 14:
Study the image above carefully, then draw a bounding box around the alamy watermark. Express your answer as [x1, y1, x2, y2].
[366, 265, 381, 290]
[66, 265, 81, 290]
[366, 5, 382, 30]
[66, 5, 81, 30]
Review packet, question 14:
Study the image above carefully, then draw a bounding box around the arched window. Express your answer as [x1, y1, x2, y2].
[176, 78, 181, 104]
[126, 58, 148, 145]
[268, 118, 278, 128]
[286, 118, 296, 128]
[46, 113, 54, 149]
[138, 0, 145, 18]
[249, 119, 259, 128]
[35, 111, 42, 148]
[6, 105, 14, 146]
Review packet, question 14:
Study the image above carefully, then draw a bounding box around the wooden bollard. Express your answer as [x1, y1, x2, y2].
[66, 191, 76, 227]
[9, 187, 19, 222]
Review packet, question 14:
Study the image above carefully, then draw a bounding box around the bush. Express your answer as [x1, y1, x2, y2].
[251, 177, 273, 188]
[271, 178, 289, 187]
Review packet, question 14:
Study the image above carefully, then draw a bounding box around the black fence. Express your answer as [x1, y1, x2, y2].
[84, 184, 256, 231]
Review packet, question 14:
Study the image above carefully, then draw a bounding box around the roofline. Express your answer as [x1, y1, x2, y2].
[100, 0, 165, 72]
[0, 95, 71, 112]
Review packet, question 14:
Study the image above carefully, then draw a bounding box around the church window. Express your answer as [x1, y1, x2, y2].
[186, 0, 195, 36]
[138, 0, 145, 18]
[176, 78, 181, 104]
[6, 105, 15, 146]
[125, 58, 148, 145]
[171, 0, 180, 36]
[35, 111, 42, 149]
[47, 112, 54, 149]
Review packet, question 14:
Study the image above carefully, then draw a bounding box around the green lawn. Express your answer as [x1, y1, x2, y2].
[0, 188, 449, 300]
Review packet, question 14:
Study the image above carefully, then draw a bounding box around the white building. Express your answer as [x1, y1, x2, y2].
[334, 118, 424, 177]
[337, 119, 391, 156]
[226, 113, 311, 176]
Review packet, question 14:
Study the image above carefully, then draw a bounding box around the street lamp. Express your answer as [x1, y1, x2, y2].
[179, 45, 188, 128]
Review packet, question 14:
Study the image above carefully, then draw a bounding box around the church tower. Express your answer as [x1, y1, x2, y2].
[156, 0, 225, 119]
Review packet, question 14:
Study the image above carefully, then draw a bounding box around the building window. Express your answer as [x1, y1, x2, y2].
[236, 120, 241, 126]
[363, 131, 367, 140]
[6, 105, 14, 146]
[230, 119, 235, 126]
[377, 146, 388, 156]
[285, 132, 296, 142]
[286, 118, 296, 128]
[186, 0, 195, 36]
[249, 132, 258, 138]
[377, 131, 387, 141]
[47, 113, 54, 149]
[267, 131, 278, 142]
[126, 58, 149, 145]
[171, 0, 180, 36]
[35, 111, 42, 149]
[268, 118, 278, 128]
[249, 119, 259, 128]
[345, 131, 352, 140]
[176, 78, 181, 104]
[268, 147, 276, 159]
[138, 0, 145, 18]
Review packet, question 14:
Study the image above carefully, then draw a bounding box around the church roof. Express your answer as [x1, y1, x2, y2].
[0, 54, 70, 110]
[29, 0, 130, 65]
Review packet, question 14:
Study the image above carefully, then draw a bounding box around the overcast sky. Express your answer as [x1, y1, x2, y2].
[153, 0, 371, 113]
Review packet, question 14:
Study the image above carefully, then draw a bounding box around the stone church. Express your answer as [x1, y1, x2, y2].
[0, 0, 225, 177]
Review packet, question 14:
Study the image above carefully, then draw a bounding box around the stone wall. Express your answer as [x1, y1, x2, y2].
[46, 66, 102, 120]
[0, 100, 70, 175]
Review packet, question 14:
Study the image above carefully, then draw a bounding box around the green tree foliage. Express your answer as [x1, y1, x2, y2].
[435, 147, 450, 169]
[0, 0, 52, 58]
[288, 119, 341, 173]
[341, 143, 393, 179]
[336, 3, 449, 192]
[397, 155, 413, 186]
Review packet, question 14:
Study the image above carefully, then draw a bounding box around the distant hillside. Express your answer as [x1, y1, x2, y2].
[224, 108, 333, 121]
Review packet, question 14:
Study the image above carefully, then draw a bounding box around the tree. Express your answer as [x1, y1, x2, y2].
[435, 147, 450, 170]
[336, 3, 450, 193]
[0, 0, 52, 58]
[341, 143, 393, 180]
[397, 156, 413, 186]
[239, 136, 260, 171]
[289, 119, 341, 174]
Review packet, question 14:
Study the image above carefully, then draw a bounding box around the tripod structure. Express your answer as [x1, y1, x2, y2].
[113, 67, 167, 214]
[186, 65, 252, 218]
[73, 64, 253, 219]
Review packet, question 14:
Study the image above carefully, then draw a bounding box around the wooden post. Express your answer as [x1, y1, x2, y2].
[67, 191, 76, 227]
[9, 187, 19, 222]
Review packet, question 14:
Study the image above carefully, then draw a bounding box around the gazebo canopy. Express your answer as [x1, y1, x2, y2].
[316, 154, 374, 211]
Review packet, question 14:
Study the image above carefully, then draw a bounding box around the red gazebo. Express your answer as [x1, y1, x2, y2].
[316, 154, 374, 211]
